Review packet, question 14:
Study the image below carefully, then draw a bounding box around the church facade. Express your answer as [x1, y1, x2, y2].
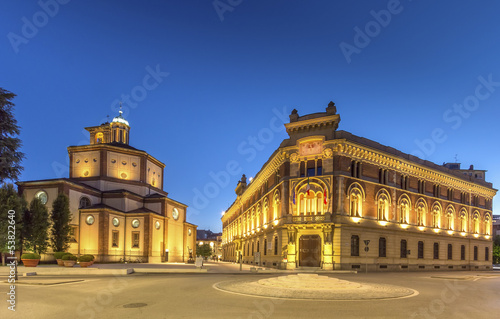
[18, 111, 197, 263]
[221, 102, 496, 271]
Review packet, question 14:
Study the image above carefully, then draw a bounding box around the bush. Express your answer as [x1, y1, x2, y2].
[61, 254, 77, 261]
[78, 255, 93, 262]
[54, 252, 71, 259]
[82, 254, 94, 261]
[21, 253, 41, 260]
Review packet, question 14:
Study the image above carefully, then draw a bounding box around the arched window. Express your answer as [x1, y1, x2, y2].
[416, 199, 426, 226]
[377, 191, 390, 221]
[485, 214, 491, 235]
[473, 211, 480, 234]
[399, 197, 410, 224]
[316, 192, 323, 215]
[79, 196, 91, 209]
[263, 198, 269, 225]
[459, 209, 467, 232]
[349, 188, 363, 217]
[95, 132, 103, 144]
[273, 191, 280, 220]
[256, 205, 261, 228]
[251, 209, 255, 231]
[445, 206, 455, 230]
[432, 204, 441, 228]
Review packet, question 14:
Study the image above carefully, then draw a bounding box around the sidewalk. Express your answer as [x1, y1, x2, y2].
[0, 261, 356, 277]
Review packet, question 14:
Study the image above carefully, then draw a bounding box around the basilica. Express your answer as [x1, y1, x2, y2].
[221, 102, 496, 271]
[18, 110, 197, 263]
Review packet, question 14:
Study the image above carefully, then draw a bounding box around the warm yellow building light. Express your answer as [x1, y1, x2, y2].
[378, 221, 388, 226]
[447, 230, 454, 235]
[400, 224, 409, 229]
[418, 226, 425, 231]
[433, 228, 440, 233]
[263, 225, 268, 229]
[485, 235, 490, 239]
[351, 217, 361, 223]
[273, 220, 279, 226]
[473, 234, 479, 238]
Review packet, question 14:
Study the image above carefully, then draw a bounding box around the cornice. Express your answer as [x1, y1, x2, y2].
[329, 140, 497, 198]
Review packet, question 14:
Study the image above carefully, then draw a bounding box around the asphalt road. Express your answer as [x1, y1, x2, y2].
[1, 271, 499, 319]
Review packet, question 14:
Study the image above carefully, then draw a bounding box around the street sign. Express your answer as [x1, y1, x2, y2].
[364, 240, 370, 246]
[364, 247, 369, 252]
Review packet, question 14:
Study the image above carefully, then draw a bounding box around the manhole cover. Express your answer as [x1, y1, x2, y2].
[123, 303, 147, 308]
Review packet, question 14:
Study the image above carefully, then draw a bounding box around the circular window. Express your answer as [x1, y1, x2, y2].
[86, 215, 95, 225]
[188, 228, 192, 236]
[121, 172, 127, 179]
[112, 217, 120, 227]
[35, 190, 48, 205]
[172, 208, 179, 221]
[132, 219, 140, 228]
[155, 221, 161, 230]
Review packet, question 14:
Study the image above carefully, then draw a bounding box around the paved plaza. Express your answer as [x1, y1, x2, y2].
[1, 262, 500, 318]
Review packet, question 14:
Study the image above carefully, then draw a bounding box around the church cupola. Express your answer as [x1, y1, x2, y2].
[110, 107, 130, 144]
[85, 106, 131, 145]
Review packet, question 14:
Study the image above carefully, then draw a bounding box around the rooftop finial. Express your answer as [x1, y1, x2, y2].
[119, 101, 123, 115]
[326, 101, 337, 115]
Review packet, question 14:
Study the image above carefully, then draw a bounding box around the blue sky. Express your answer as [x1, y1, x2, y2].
[2, 0, 499, 231]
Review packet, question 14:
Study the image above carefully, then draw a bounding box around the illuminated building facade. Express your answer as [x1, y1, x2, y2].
[18, 110, 197, 263]
[221, 102, 496, 271]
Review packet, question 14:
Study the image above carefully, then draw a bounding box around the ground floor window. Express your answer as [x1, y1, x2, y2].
[274, 236, 278, 255]
[132, 231, 140, 248]
[485, 247, 489, 261]
[418, 241, 424, 259]
[264, 239, 267, 255]
[447, 244, 452, 260]
[379, 237, 386, 257]
[112, 230, 119, 248]
[433, 243, 439, 259]
[400, 240, 407, 258]
[474, 246, 478, 261]
[351, 235, 359, 256]
[461, 245, 466, 260]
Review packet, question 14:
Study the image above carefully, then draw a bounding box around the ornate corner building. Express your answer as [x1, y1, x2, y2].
[17, 110, 197, 263]
[221, 102, 496, 271]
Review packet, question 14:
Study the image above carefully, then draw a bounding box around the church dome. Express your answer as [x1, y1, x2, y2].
[112, 110, 129, 126]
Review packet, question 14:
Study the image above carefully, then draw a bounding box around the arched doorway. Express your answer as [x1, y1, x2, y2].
[299, 235, 321, 267]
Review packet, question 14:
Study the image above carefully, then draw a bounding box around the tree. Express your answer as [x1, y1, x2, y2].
[0, 184, 25, 265]
[50, 193, 72, 252]
[494, 236, 500, 264]
[0, 88, 24, 183]
[196, 243, 212, 258]
[25, 197, 49, 255]
[493, 245, 500, 265]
